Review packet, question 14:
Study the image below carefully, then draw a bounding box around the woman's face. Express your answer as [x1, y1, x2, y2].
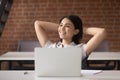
[58, 18, 79, 41]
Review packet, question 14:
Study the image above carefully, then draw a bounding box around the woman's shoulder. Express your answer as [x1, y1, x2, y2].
[75, 43, 86, 48]
[44, 40, 57, 48]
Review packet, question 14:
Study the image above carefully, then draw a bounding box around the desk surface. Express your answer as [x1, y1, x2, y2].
[1, 52, 120, 61]
[0, 52, 34, 60]
[0, 70, 120, 80]
[88, 52, 120, 60]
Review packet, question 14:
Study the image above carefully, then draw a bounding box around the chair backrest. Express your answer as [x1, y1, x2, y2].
[94, 40, 110, 52]
[17, 40, 41, 52]
[82, 40, 110, 69]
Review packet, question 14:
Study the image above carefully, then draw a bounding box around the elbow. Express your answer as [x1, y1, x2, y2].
[34, 20, 43, 30]
[34, 20, 40, 28]
[102, 28, 107, 38]
[99, 28, 107, 40]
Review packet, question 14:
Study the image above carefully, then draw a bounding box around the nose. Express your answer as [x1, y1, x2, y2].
[61, 25, 65, 30]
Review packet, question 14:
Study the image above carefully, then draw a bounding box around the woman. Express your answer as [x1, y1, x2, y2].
[34, 15, 106, 60]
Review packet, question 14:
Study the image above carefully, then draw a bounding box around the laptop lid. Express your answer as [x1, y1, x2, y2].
[35, 48, 82, 77]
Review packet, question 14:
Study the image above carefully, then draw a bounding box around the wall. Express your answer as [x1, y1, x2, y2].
[0, 0, 120, 54]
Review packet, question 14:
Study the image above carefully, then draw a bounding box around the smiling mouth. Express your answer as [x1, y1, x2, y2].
[60, 32, 66, 35]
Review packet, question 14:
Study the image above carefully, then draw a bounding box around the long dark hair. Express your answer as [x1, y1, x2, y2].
[59, 15, 83, 44]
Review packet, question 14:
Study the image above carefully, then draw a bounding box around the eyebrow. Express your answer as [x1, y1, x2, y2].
[60, 22, 73, 26]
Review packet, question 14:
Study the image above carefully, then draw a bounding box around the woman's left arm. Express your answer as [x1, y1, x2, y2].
[83, 27, 107, 56]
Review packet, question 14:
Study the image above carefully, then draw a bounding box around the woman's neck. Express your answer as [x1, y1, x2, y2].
[62, 39, 72, 46]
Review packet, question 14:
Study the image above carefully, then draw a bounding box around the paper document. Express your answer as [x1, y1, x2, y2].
[81, 70, 103, 75]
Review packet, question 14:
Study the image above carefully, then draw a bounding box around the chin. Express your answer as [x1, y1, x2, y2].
[59, 36, 66, 39]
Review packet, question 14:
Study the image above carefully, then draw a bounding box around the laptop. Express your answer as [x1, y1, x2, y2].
[35, 48, 82, 77]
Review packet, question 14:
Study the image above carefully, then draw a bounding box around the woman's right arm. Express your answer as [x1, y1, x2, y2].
[83, 27, 106, 55]
[34, 20, 59, 47]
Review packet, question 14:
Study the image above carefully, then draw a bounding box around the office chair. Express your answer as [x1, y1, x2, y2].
[11, 40, 40, 70]
[82, 40, 116, 70]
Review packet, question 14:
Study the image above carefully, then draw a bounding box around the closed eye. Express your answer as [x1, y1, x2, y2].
[59, 23, 63, 27]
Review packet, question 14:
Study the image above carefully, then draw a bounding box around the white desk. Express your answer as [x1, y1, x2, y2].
[1, 52, 120, 70]
[0, 52, 34, 69]
[88, 52, 120, 70]
[0, 52, 34, 60]
[0, 70, 120, 80]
